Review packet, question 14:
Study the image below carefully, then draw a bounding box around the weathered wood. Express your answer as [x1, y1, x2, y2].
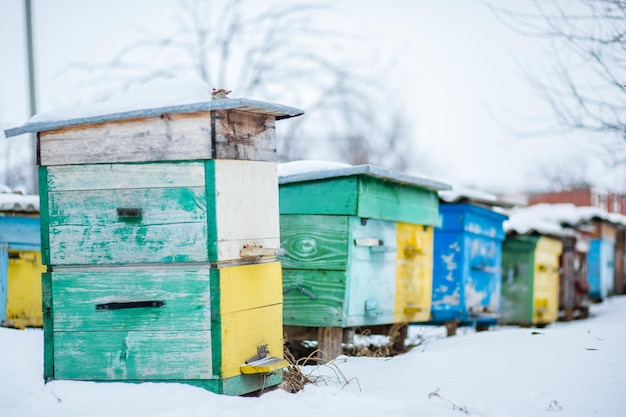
[45, 161, 206, 191]
[317, 327, 343, 361]
[280, 215, 349, 270]
[53, 330, 213, 380]
[39, 110, 278, 166]
[51, 269, 212, 331]
[213, 110, 276, 161]
[46, 186, 208, 265]
[209, 160, 280, 262]
[282, 269, 346, 327]
[40, 113, 213, 166]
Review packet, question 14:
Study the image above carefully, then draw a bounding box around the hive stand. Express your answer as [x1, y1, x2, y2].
[5, 90, 303, 396]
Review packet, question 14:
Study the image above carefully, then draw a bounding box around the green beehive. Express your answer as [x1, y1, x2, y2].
[5, 79, 303, 395]
[501, 235, 563, 326]
[278, 162, 449, 356]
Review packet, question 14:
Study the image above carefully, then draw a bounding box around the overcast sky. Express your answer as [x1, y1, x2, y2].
[0, 0, 619, 194]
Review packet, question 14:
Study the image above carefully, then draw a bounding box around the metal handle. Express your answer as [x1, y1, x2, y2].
[283, 286, 317, 299]
[354, 238, 382, 247]
[95, 300, 165, 311]
[117, 208, 142, 218]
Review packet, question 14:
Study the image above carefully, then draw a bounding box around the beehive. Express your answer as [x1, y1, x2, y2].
[278, 162, 449, 354]
[0, 194, 45, 329]
[500, 235, 563, 326]
[5, 81, 303, 395]
[586, 221, 616, 301]
[432, 203, 508, 334]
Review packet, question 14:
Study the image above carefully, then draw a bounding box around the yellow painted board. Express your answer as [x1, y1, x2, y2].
[395, 223, 434, 322]
[532, 237, 562, 324]
[6, 250, 46, 328]
[221, 303, 284, 378]
[219, 261, 282, 314]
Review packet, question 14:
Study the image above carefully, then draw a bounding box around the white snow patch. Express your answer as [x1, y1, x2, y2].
[278, 160, 352, 178]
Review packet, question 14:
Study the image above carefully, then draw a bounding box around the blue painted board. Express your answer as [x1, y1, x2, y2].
[431, 204, 507, 326]
[587, 238, 615, 300]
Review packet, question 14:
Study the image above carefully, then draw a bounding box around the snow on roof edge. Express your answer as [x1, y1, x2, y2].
[278, 160, 451, 192]
[5, 98, 304, 137]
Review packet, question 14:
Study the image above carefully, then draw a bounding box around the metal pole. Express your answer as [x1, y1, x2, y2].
[25, 0, 38, 193]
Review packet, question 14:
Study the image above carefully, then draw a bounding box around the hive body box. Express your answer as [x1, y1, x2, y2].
[8, 96, 303, 396]
[586, 221, 616, 301]
[431, 204, 508, 332]
[558, 235, 590, 320]
[500, 235, 563, 326]
[279, 165, 448, 334]
[0, 214, 46, 328]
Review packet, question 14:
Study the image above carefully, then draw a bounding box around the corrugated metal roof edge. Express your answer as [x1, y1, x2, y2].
[278, 164, 451, 192]
[4, 98, 305, 137]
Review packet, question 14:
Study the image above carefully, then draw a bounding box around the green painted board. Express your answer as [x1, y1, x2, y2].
[47, 187, 208, 265]
[282, 269, 346, 326]
[500, 236, 538, 324]
[280, 215, 349, 270]
[279, 175, 440, 225]
[281, 215, 397, 327]
[42, 272, 54, 381]
[53, 330, 213, 380]
[51, 269, 212, 331]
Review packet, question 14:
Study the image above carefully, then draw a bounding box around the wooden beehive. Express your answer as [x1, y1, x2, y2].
[5, 85, 304, 395]
[432, 203, 508, 335]
[0, 194, 45, 329]
[278, 163, 449, 357]
[500, 235, 563, 326]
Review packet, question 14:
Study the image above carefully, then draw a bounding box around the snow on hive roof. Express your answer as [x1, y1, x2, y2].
[0, 191, 40, 213]
[439, 184, 515, 208]
[503, 203, 626, 237]
[4, 78, 304, 137]
[278, 160, 451, 192]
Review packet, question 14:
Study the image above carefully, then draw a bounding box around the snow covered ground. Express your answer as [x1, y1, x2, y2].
[1, 296, 624, 417]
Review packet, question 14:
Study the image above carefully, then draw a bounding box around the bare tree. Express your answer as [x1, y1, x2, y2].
[62, 0, 422, 172]
[533, 155, 592, 192]
[488, 0, 625, 142]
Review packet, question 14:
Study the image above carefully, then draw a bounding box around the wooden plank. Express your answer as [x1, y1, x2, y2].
[533, 237, 562, 324]
[280, 215, 349, 270]
[220, 303, 284, 378]
[53, 330, 213, 380]
[51, 269, 212, 331]
[219, 262, 282, 314]
[38, 166, 51, 266]
[5, 250, 45, 328]
[210, 160, 280, 261]
[0, 217, 41, 248]
[46, 186, 208, 265]
[0, 244, 8, 323]
[39, 113, 213, 166]
[317, 327, 343, 362]
[279, 177, 359, 215]
[345, 217, 396, 326]
[395, 223, 433, 323]
[213, 110, 277, 161]
[42, 272, 54, 381]
[282, 269, 346, 327]
[45, 161, 206, 191]
[357, 176, 440, 225]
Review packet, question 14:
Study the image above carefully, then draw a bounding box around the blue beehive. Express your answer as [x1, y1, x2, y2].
[431, 189, 509, 335]
[587, 220, 616, 301]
